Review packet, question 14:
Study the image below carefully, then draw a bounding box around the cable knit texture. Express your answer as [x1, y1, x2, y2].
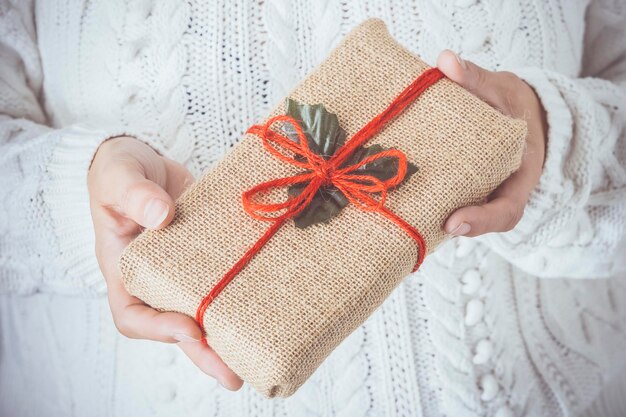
[0, 1, 625, 416]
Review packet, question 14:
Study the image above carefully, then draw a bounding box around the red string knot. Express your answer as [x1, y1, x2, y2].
[315, 164, 335, 186]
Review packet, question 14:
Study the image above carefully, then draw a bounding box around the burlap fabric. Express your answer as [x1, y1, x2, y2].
[119, 18, 527, 397]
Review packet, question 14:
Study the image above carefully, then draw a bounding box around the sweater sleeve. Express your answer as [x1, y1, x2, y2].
[0, 2, 167, 295]
[478, 0, 626, 279]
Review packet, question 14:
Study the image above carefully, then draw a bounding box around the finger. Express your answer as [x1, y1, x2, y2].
[106, 278, 203, 343]
[177, 339, 244, 390]
[436, 50, 513, 113]
[104, 161, 175, 230]
[444, 196, 524, 237]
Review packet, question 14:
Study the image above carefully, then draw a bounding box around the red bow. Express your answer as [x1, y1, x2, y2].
[243, 114, 411, 222]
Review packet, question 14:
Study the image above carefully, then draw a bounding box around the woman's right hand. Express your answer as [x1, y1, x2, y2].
[88, 136, 243, 390]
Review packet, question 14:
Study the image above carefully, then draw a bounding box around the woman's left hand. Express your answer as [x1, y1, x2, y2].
[437, 50, 548, 237]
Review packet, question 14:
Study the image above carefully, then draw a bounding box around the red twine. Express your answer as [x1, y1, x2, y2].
[196, 68, 445, 345]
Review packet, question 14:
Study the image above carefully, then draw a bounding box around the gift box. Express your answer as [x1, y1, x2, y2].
[119, 18, 526, 397]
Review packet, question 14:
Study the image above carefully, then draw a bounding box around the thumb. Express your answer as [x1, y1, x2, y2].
[444, 197, 524, 237]
[90, 137, 176, 230]
[436, 50, 506, 109]
[118, 172, 175, 229]
[111, 162, 176, 230]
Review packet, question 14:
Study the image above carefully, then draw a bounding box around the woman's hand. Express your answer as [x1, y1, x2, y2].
[88, 136, 243, 390]
[437, 50, 548, 237]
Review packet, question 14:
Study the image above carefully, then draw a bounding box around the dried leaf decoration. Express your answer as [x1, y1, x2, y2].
[282, 98, 418, 228]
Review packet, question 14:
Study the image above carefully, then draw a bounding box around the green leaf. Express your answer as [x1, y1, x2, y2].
[282, 98, 346, 160]
[341, 144, 419, 185]
[282, 99, 418, 229]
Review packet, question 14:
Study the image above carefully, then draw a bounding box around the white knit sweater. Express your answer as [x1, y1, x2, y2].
[0, 1, 625, 416]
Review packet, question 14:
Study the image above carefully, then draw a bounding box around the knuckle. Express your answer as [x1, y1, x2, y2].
[119, 180, 147, 214]
[498, 91, 516, 117]
[473, 67, 488, 91]
[94, 243, 106, 264]
[499, 71, 520, 86]
[514, 205, 525, 224]
[113, 314, 135, 338]
[502, 203, 524, 231]
[472, 206, 492, 235]
[119, 183, 136, 211]
[494, 74, 521, 116]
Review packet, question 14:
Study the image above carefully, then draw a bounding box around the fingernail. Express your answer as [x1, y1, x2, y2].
[144, 198, 169, 228]
[450, 222, 471, 236]
[217, 376, 229, 389]
[454, 52, 468, 70]
[173, 332, 201, 343]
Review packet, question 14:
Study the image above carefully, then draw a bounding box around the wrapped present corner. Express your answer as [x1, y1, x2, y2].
[119, 18, 527, 397]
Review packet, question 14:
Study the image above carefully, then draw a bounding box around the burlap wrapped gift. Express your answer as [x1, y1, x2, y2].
[120, 18, 526, 397]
